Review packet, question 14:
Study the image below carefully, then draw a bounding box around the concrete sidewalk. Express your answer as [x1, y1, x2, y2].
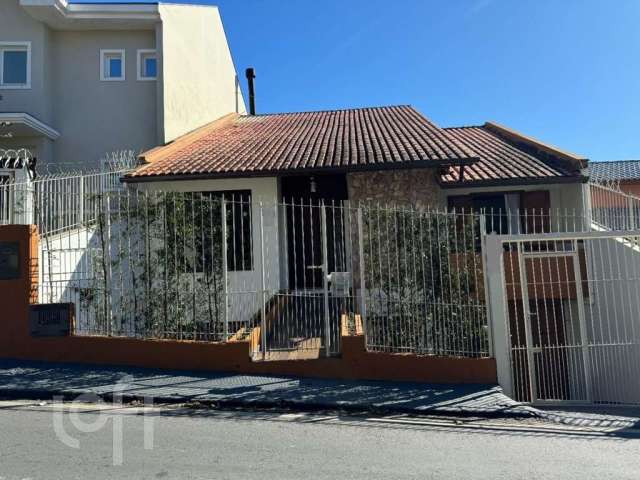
[0, 359, 534, 418]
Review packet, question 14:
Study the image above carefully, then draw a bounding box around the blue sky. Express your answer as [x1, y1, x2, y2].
[73, 0, 640, 161]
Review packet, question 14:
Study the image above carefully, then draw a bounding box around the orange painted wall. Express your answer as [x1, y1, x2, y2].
[620, 182, 640, 198]
[0, 225, 497, 385]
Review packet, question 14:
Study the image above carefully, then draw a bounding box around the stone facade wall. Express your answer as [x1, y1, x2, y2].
[346, 168, 445, 209]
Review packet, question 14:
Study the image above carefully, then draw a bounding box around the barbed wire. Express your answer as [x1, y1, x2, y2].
[0, 148, 34, 168]
[589, 177, 622, 192]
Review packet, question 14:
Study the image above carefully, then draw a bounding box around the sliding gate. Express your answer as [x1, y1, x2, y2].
[491, 230, 640, 405]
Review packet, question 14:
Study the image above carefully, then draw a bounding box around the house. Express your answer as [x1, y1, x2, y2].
[122, 105, 588, 327]
[0, 0, 245, 174]
[588, 160, 640, 196]
[442, 122, 588, 233]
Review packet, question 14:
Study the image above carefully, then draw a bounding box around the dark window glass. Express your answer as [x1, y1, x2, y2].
[220, 190, 253, 272]
[144, 57, 157, 78]
[194, 191, 252, 272]
[3, 50, 27, 85]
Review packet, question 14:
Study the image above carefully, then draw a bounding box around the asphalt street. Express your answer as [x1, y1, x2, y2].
[0, 400, 638, 479]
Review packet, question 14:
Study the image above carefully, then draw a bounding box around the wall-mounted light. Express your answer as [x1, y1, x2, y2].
[310, 176, 317, 193]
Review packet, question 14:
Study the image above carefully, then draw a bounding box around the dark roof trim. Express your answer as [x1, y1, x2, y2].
[483, 122, 588, 174]
[123, 157, 476, 183]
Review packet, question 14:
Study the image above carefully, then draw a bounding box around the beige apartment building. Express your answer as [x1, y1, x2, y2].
[0, 0, 245, 172]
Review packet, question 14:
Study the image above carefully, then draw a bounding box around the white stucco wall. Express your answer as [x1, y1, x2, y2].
[158, 4, 246, 143]
[134, 176, 280, 324]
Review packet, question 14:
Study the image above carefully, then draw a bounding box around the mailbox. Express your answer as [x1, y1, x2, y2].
[30, 303, 74, 337]
[0, 241, 19, 280]
[328, 272, 351, 296]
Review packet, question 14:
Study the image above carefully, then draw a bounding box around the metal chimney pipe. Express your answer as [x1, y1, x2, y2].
[245, 67, 256, 115]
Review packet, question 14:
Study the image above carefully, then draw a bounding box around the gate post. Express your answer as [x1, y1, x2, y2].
[259, 201, 266, 360]
[221, 197, 229, 341]
[484, 234, 513, 397]
[356, 206, 367, 338]
[320, 202, 331, 355]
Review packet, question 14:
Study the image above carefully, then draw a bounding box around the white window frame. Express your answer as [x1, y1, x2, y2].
[0, 42, 32, 90]
[136, 49, 157, 81]
[100, 49, 126, 82]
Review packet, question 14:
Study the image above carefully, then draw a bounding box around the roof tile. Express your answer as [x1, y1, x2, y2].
[441, 125, 577, 184]
[128, 106, 476, 180]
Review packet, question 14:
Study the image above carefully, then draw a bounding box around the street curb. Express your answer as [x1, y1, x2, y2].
[0, 387, 541, 420]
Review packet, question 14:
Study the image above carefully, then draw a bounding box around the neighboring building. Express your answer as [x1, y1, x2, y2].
[588, 160, 640, 196]
[123, 105, 589, 301]
[0, 0, 245, 172]
[442, 122, 588, 233]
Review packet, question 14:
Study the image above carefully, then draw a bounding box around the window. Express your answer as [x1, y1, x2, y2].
[100, 49, 125, 81]
[0, 42, 31, 89]
[448, 190, 552, 235]
[221, 191, 253, 272]
[137, 49, 157, 81]
[174, 191, 253, 274]
[449, 194, 509, 235]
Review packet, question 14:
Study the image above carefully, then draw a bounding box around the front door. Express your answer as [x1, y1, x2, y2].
[259, 174, 349, 359]
[281, 174, 348, 290]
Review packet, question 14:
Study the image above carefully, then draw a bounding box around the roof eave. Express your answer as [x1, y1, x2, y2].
[123, 156, 479, 183]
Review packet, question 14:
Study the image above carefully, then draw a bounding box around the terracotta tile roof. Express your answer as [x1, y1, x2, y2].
[441, 124, 584, 186]
[127, 106, 477, 180]
[588, 160, 640, 182]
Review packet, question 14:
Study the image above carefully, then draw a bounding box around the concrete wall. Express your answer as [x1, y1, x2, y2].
[50, 30, 157, 169]
[0, 0, 53, 123]
[158, 4, 246, 143]
[346, 168, 445, 209]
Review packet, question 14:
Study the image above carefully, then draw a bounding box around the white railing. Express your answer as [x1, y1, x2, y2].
[588, 181, 640, 231]
[0, 166, 130, 235]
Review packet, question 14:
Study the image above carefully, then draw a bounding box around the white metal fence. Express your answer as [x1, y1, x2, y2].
[0, 153, 136, 234]
[487, 230, 640, 406]
[35, 188, 500, 359]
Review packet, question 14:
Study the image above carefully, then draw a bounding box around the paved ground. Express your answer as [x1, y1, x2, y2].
[0, 359, 532, 418]
[0, 400, 638, 480]
[2, 360, 640, 432]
